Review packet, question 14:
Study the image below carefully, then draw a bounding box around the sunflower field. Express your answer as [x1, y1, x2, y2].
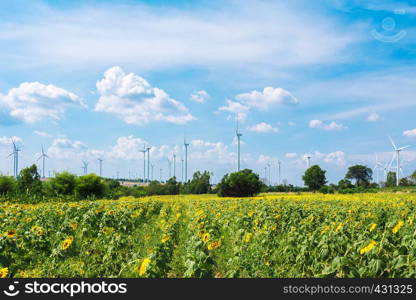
[1, 193, 416, 278]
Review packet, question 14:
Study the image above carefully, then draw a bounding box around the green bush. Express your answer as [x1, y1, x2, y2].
[181, 171, 211, 194]
[75, 174, 106, 199]
[217, 169, 262, 197]
[45, 171, 77, 196]
[0, 175, 16, 195]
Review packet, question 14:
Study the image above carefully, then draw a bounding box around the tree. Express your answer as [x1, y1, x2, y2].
[338, 179, 353, 189]
[165, 177, 180, 195]
[345, 165, 373, 187]
[217, 169, 262, 197]
[410, 170, 416, 185]
[45, 172, 76, 196]
[75, 174, 106, 199]
[182, 171, 211, 194]
[302, 165, 327, 191]
[399, 177, 411, 187]
[0, 175, 16, 195]
[385, 171, 396, 187]
[17, 164, 42, 195]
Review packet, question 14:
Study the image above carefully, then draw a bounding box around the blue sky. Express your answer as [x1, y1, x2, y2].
[0, 0, 415, 185]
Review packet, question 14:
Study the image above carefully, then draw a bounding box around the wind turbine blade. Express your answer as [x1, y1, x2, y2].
[389, 136, 397, 150]
[398, 145, 410, 151]
[388, 153, 395, 171]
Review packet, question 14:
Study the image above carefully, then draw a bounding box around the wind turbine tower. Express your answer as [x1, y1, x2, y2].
[173, 152, 177, 178]
[8, 139, 21, 179]
[140, 147, 146, 183]
[277, 160, 281, 185]
[146, 147, 151, 182]
[98, 158, 103, 177]
[236, 114, 242, 171]
[184, 134, 189, 182]
[37, 145, 49, 178]
[167, 158, 172, 178]
[82, 161, 89, 175]
[389, 136, 410, 186]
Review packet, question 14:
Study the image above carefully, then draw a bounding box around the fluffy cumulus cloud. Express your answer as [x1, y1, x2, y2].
[219, 87, 298, 120]
[47, 138, 89, 160]
[403, 129, 416, 138]
[0, 82, 84, 123]
[190, 90, 209, 103]
[309, 119, 346, 131]
[367, 112, 380, 122]
[95, 66, 195, 125]
[218, 100, 251, 121]
[236, 87, 299, 110]
[107, 135, 148, 160]
[247, 122, 278, 133]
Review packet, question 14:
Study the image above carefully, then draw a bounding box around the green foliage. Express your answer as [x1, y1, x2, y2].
[345, 165, 373, 187]
[217, 169, 262, 197]
[0, 175, 16, 195]
[386, 172, 397, 187]
[302, 165, 327, 191]
[45, 172, 76, 196]
[17, 164, 42, 195]
[338, 179, 353, 189]
[181, 171, 211, 194]
[75, 174, 106, 199]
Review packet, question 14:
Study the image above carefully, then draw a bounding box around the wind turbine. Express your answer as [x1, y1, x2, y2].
[389, 136, 410, 186]
[146, 147, 151, 182]
[304, 148, 314, 168]
[373, 154, 383, 184]
[267, 163, 271, 186]
[184, 132, 189, 182]
[140, 146, 146, 183]
[173, 152, 177, 178]
[181, 157, 184, 182]
[8, 138, 21, 178]
[277, 159, 281, 185]
[37, 145, 49, 178]
[167, 158, 172, 178]
[98, 158, 103, 177]
[82, 161, 89, 175]
[236, 114, 242, 171]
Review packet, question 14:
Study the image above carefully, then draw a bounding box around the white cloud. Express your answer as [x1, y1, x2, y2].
[0, 82, 84, 123]
[285, 152, 298, 158]
[247, 122, 278, 133]
[288, 121, 296, 126]
[257, 154, 274, 164]
[34, 131, 53, 138]
[107, 135, 148, 160]
[190, 90, 209, 103]
[309, 119, 346, 131]
[367, 112, 380, 122]
[95, 66, 195, 125]
[47, 138, 89, 160]
[0, 2, 360, 71]
[218, 100, 250, 121]
[218, 87, 298, 120]
[403, 129, 416, 138]
[236, 87, 299, 110]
